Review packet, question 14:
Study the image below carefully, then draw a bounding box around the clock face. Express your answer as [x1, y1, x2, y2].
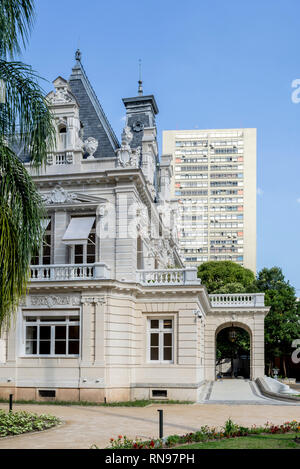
[133, 121, 144, 132]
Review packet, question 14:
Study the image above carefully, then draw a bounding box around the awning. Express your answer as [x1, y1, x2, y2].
[62, 217, 95, 245]
[41, 218, 50, 231]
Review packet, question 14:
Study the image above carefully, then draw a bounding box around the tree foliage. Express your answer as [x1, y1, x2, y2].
[197, 261, 256, 294]
[0, 0, 55, 331]
[256, 267, 300, 376]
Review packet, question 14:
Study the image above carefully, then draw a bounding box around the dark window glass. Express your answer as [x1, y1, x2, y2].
[55, 340, 66, 355]
[150, 320, 159, 329]
[75, 245, 83, 264]
[69, 341, 79, 355]
[164, 333, 172, 347]
[55, 326, 66, 340]
[69, 326, 79, 340]
[150, 347, 159, 360]
[163, 347, 172, 361]
[150, 333, 159, 347]
[39, 341, 51, 354]
[40, 326, 51, 340]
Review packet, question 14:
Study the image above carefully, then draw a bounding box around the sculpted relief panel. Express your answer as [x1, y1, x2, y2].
[25, 294, 81, 309]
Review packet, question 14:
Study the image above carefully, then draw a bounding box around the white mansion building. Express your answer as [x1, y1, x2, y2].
[0, 52, 269, 402]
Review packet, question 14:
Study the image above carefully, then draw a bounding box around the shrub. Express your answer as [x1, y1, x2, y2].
[0, 410, 60, 437]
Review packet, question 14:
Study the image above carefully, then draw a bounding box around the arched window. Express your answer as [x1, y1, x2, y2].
[58, 125, 67, 150]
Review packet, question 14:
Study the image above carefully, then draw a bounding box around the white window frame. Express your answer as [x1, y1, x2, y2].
[68, 217, 96, 264]
[24, 316, 80, 357]
[147, 318, 174, 364]
[32, 218, 52, 265]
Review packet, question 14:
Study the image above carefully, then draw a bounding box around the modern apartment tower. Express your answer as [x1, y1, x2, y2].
[162, 129, 256, 272]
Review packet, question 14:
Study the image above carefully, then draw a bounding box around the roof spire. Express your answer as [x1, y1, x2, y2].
[138, 58, 143, 96]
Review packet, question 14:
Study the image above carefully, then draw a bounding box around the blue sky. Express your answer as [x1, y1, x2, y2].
[19, 0, 300, 290]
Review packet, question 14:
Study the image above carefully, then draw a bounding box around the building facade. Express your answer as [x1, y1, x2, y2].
[163, 129, 256, 272]
[0, 53, 267, 402]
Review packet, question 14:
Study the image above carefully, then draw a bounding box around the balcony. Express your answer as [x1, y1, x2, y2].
[137, 268, 201, 286]
[209, 293, 265, 307]
[30, 263, 110, 281]
[47, 151, 73, 165]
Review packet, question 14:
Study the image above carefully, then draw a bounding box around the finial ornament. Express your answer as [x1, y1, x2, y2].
[138, 58, 143, 96]
[75, 49, 82, 62]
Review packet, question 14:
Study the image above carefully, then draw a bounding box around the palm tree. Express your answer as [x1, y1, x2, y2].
[0, 0, 55, 330]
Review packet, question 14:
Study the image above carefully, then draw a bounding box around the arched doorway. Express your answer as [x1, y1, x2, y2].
[215, 323, 252, 380]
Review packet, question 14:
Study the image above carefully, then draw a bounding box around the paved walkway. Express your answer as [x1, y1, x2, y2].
[199, 379, 298, 405]
[0, 400, 300, 449]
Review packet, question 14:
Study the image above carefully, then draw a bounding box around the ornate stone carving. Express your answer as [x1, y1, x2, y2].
[81, 296, 106, 305]
[31, 295, 70, 308]
[122, 126, 133, 146]
[116, 127, 139, 168]
[47, 80, 75, 106]
[42, 186, 76, 205]
[46, 153, 53, 165]
[29, 294, 81, 308]
[84, 137, 98, 159]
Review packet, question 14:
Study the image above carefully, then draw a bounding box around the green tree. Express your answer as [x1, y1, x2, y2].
[0, 0, 54, 330]
[197, 261, 256, 294]
[216, 328, 250, 377]
[256, 267, 300, 377]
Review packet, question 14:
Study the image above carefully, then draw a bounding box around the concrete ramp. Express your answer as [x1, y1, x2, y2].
[199, 379, 299, 405]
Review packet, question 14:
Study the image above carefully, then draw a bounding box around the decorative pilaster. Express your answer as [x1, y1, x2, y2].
[81, 296, 106, 366]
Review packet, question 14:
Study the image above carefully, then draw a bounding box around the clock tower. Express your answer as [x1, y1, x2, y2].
[122, 82, 159, 198]
[122, 96, 158, 149]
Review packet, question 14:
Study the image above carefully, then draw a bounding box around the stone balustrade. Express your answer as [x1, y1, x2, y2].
[209, 293, 265, 307]
[46, 151, 73, 165]
[137, 268, 201, 286]
[30, 262, 110, 281]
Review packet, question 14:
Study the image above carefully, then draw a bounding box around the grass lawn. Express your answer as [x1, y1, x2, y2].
[0, 398, 193, 407]
[176, 433, 300, 449]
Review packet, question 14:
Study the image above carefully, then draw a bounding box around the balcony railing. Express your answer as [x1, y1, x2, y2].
[46, 151, 73, 165]
[137, 268, 201, 286]
[209, 293, 265, 307]
[30, 263, 110, 281]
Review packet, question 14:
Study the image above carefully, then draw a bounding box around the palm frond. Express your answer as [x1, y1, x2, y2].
[0, 0, 35, 59]
[0, 59, 55, 166]
[0, 143, 44, 331]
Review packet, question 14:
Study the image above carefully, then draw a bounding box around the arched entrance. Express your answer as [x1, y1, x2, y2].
[204, 305, 268, 381]
[215, 323, 251, 379]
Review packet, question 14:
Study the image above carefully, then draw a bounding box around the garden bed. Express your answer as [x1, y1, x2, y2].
[0, 410, 60, 438]
[100, 419, 300, 449]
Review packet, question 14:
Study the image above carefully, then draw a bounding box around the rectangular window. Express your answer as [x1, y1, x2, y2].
[69, 218, 96, 264]
[24, 316, 80, 356]
[148, 318, 173, 363]
[31, 219, 52, 265]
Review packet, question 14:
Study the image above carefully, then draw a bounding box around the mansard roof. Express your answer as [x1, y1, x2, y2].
[68, 53, 120, 159]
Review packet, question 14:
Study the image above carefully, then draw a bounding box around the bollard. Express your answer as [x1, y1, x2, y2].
[157, 409, 163, 439]
[9, 394, 13, 412]
[104, 397, 107, 404]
